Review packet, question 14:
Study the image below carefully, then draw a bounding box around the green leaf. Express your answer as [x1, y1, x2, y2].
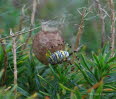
[94, 68, 100, 81]
[107, 57, 116, 63]
[62, 88, 66, 95]
[49, 64, 59, 79]
[89, 89, 94, 99]
[81, 55, 93, 74]
[39, 90, 51, 96]
[102, 64, 110, 74]
[70, 92, 77, 99]
[104, 72, 116, 84]
[37, 74, 53, 88]
[74, 87, 82, 99]
[59, 83, 73, 92]
[104, 52, 111, 63]
[94, 83, 103, 99]
[75, 62, 93, 86]
[99, 54, 105, 69]
[92, 54, 101, 70]
[102, 43, 110, 55]
[104, 85, 116, 91]
[57, 93, 60, 99]
[17, 86, 30, 97]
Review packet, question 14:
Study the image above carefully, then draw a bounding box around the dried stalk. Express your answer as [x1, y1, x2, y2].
[0, 41, 8, 85]
[108, 0, 115, 56]
[22, 0, 37, 50]
[31, 0, 37, 26]
[74, 10, 85, 50]
[70, 9, 86, 64]
[0, 26, 40, 41]
[94, 0, 106, 48]
[10, 29, 17, 97]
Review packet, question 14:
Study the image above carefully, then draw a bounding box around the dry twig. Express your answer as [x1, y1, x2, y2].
[74, 9, 85, 50]
[94, 0, 107, 48]
[71, 8, 87, 64]
[74, 6, 93, 50]
[108, 0, 115, 56]
[0, 26, 40, 41]
[10, 29, 17, 98]
[22, 0, 37, 49]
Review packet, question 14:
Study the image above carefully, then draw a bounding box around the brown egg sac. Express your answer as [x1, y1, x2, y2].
[32, 28, 65, 65]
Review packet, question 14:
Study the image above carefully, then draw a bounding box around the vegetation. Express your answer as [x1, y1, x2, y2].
[0, 0, 116, 99]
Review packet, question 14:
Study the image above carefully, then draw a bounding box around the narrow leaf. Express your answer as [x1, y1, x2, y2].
[75, 62, 93, 86]
[94, 83, 103, 99]
[39, 90, 51, 96]
[89, 89, 94, 99]
[17, 86, 30, 97]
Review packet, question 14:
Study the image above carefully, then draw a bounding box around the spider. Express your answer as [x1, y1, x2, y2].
[46, 44, 82, 65]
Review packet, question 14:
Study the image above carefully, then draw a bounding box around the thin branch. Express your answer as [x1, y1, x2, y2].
[10, 29, 17, 98]
[31, 0, 37, 26]
[74, 6, 93, 50]
[70, 9, 86, 64]
[22, 0, 37, 49]
[0, 26, 40, 41]
[74, 9, 86, 50]
[108, 0, 115, 56]
[94, 0, 106, 48]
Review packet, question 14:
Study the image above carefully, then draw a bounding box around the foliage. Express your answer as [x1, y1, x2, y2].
[0, 41, 116, 98]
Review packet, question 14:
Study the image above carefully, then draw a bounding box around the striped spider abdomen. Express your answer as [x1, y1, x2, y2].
[48, 50, 69, 65]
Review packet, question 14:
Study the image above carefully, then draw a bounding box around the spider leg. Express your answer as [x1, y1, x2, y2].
[66, 58, 72, 65]
[69, 45, 83, 56]
[64, 42, 72, 51]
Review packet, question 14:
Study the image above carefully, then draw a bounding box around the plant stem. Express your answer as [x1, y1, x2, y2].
[74, 10, 85, 50]
[108, 0, 115, 56]
[0, 26, 40, 41]
[10, 29, 17, 98]
[94, 0, 106, 48]
[22, 0, 37, 50]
